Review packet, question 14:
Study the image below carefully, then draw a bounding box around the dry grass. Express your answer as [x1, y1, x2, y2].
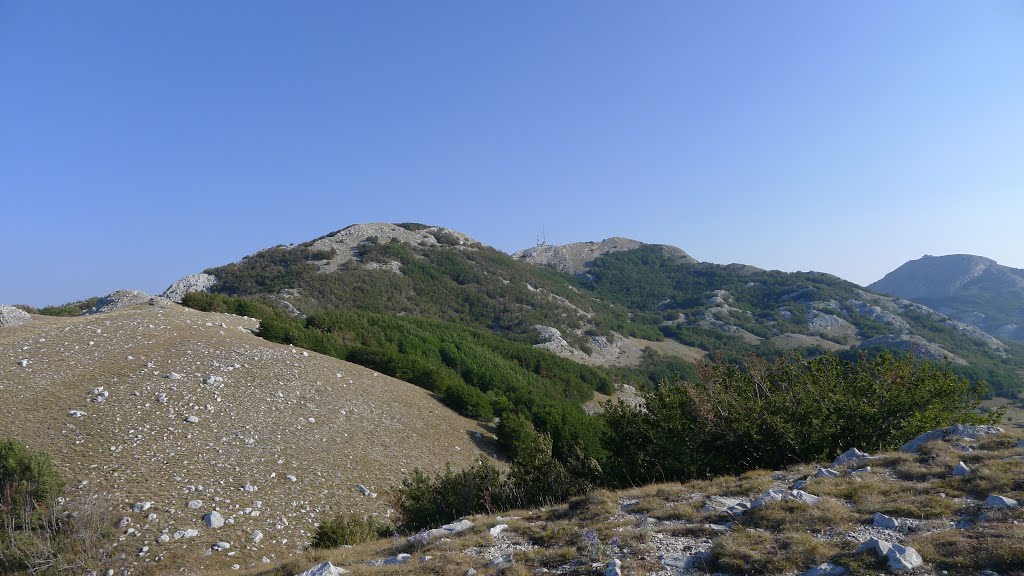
[806, 475, 961, 519]
[711, 530, 838, 575]
[0, 303, 492, 573]
[740, 498, 861, 534]
[686, 469, 776, 498]
[909, 523, 1024, 575]
[939, 459, 1024, 500]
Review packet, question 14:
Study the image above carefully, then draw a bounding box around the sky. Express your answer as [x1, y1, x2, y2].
[2, 1, 1023, 306]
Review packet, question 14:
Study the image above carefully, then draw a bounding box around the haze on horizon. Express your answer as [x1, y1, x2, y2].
[2, 1, 1022, 306]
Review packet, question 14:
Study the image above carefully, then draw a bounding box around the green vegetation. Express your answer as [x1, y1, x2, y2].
[16, 297, 101, 317]
[1, 438, 114, 572]
[311, 513, 392, 548]
[601, 352, 998, 486]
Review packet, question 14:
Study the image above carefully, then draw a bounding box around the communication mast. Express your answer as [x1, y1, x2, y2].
[536, 225, 547, 247]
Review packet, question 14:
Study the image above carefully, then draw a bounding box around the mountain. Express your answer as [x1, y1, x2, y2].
[870, 254, 1024, 344]
[163, 224, 1024, 397]
[0, 298, 490, 572]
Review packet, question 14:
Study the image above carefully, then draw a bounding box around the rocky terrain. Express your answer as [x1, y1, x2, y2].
[243, 423, 1024, 576]
[512, 238, 698, 277]
[0, 297, 491, 573]
[870, 254, 1024, 344]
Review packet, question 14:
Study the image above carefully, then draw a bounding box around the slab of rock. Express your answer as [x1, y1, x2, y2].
[813, 467, 840, 479]
[833, 448, 872, 467]
[382, 553, 411, 565]
[801, 563, 849, 576]
[901, 424, 1004, 453]
[294, 561, 349, 576]
[751, 488, 821, 509]
[605, 558, 622, 576]
[873, 512, 901, 530]
[0, 305, 32, 327]
[407, 519, 475, 546]
[984, 495, 1020, 509]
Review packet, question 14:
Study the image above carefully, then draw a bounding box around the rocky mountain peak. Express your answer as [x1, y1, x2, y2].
[870, 254, 1001, 299]
[513, 236, 698, 276]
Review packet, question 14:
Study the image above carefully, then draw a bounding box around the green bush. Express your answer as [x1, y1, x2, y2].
[311, 514, 392, 548]
[391, 461, 503, 532]
[602, 352, 998, 486]
[0, 437, 64, 531]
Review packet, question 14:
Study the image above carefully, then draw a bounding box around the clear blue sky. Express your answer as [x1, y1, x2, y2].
[2, 1, 1022, 306]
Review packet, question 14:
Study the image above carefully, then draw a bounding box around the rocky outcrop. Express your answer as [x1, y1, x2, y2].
[162, 273, 218, 302]
[306, 223, 478, 272]
[0, 305, 31, 327]
[860, 334, 967, 365]
[513, 237, 697, 276]
[87, 290, 168, 314]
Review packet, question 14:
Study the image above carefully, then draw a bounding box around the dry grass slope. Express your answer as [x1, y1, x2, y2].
[0, 301, 491, 574]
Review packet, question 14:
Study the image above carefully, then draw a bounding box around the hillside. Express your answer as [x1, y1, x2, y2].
[522, 243, 1024, 397]
[0, 299, 491, 573]
[162, 224, 1024, 397]
[870, 254, 1024, 344]
[237, 422, 1024, 576]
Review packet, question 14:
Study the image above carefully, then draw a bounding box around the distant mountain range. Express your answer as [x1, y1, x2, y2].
[160, 223, 1024, 396]
[871, 254, 1024, 344]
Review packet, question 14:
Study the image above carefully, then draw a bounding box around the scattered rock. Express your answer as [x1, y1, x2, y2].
[251, 529, 263, 543]
[357, 484, 376, 497]
[382, 553, 412, 565]
[167, 372, 182, 380]
[187, 499, 203, 509]
[489, 524, 508, 537]
[68, 410, 87, 418]
[813, 467, 840, 479]
[185, 415, 200, 424]
[204, 511, 225, 529]
[900, 424, 1004, 453]
[213, 541, 231, 552]
[604, 558, 622, 576]
[408, 519, 475, 545]
[133, 501, 153, 513]
[751, 488, 820, 509]
[157, 534, 170, 544]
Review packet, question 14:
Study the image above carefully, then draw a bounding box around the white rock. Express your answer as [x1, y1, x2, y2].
[204, 511, 225, 528]
[133, 501, 153, 512]
[251, 530, 263, 543]
[287, 474, 297, 482]
[856, 538, 922, 571]
[832, 447, 871, 467]
[167, 372, 182, 380]
[383, 553, 412, 565]
[801, 563, 849, 576]
[812, 467, 840, 479]
[489, 524, 508, 537]
[18, 359, 29, 367]
[984, 495, 1020, 509]
[68, 410, 87, 418]
[0, 305, 32, 327]
[605, 558, 622, 576]
[872, 512, 900, 530]
[951, 461, 971, 476]
[157, 534, 170, 544]
[901, 424, 1004, 453]
[213, 541, 231, 551]
[188, 499, 203, 509]
[293, 561, 349, 576]
[185, 415, 200, 424]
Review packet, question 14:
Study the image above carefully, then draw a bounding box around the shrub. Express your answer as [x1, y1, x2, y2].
[311, 513, 392, 548]
[391, 461, 503, 532]
[602, 352, 997, 486]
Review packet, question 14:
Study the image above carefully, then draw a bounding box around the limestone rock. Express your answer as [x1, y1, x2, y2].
[801, 563, 849, 576]
[872, 512, 900, 530]
[162, 273, 218, 302]
[833, 448, 872, 467]
[901, 424, 1004, 453]
[984, 495, 1020, 509]
[294, 561, 349, 576]
[951, 461, 971, 476]
[0, 305, 32, 327]
[204, 511, 225, 529]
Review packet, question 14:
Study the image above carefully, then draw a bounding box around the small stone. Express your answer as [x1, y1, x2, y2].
[185, 415, 200, 424]
[951, 461, 971, 476]
[68, 410, 87, 418]
[287, 474, 297, 482]
[213, 541, 231, 551]
[133, 501, 152, 512]
[873, 512, 900, 530]
[157, 534, 170, 544]
[188, 499, 203, 509]
[833, 447, 871, 467]
[167, 372, 182, 380]
[251, 529, 263, 543]
[383, 553, 412, 565]
[801, 563, 849, 576]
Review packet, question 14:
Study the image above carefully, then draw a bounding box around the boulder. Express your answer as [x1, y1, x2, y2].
[833, 448, 872, 467]
[0, 305, 32, 327]
[204, 511, 225, 529]
[872, 512, 900, 530]
[984, 495, 1020, 509]
[382, 553, 411, 565]
[751, 488, 821, 509]
[813, 467, 840, 479]
[294, 561, 349, 576]
[605, 558, 622, 576]
[951, 461, 971, 476]
[901, 424, 1004, 453]
[856, 538, 923, 571]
